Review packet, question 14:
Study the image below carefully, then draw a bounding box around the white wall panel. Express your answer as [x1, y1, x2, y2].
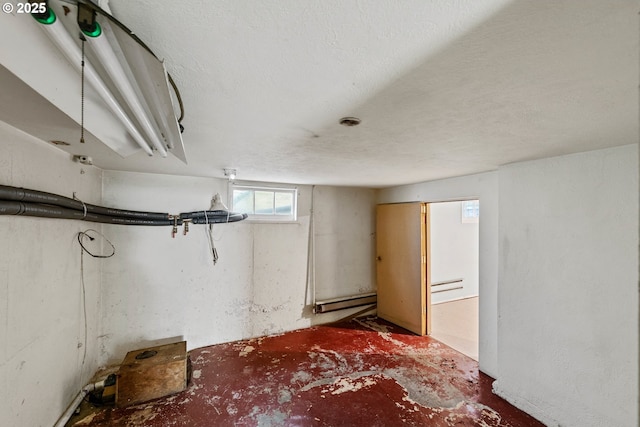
[0, 122, 103, 427]
[493, 144, 638, 427]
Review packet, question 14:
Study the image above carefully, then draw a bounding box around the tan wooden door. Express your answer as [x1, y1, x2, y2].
[376, 202, 430, 335]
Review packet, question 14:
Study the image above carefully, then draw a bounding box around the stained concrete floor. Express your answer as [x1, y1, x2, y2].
[69, 316, 543, 426]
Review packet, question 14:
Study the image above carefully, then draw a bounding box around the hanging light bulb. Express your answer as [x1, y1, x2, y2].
[224, 168, 237, 181]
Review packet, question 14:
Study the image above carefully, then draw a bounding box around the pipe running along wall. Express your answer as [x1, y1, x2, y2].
[0, 185, 247, 225]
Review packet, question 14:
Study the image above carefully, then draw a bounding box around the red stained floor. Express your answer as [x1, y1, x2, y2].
[69, 317, 543, 426]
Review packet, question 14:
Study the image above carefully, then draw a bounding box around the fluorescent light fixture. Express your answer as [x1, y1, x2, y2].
[110, 25, 186, 163]
[33, 4, 185, 161]
[224, 168, 237, 181]
[79, 16, 168, 157]
[33, 8, 154, 156]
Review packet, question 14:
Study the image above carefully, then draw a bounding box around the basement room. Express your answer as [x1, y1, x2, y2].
[0, 1, 638, 426]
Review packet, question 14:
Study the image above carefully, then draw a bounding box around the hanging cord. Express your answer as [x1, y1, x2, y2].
[76, 229, 115, 380]
[203, 193, 231, 266]
[204, 210, 218, 265]
[78, 234, 88, 372]
[80, 37, 86, 144]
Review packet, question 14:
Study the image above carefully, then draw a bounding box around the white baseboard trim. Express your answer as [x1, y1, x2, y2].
[431, 295, 479, 305]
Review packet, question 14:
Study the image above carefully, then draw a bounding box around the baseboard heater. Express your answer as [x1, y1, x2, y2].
[431, 278, 463, 294]
[314, 292, 377, 314]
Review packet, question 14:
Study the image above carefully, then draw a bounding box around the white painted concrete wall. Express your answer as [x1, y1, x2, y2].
[100, 172, 377, 365]
[493, 144, 639, 427]
[0, 122, 103, 427]
[0, 141, 377, 425]
[377, 172, 499, 378]
[313, 186, 376, 301]
[430, 201, 479, 304]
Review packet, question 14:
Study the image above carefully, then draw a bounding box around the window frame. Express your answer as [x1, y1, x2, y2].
[229, 181, 298, 223]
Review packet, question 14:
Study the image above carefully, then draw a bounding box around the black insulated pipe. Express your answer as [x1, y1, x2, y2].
[0, 201, 173, 225]
[0, 185, 248, 226]
[181, 211, 232, 220]
[189, 214, 247, 224]
[0, 185, 170, 220]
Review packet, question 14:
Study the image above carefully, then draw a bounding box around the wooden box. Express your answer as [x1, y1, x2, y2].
[116, 341, 188, 407]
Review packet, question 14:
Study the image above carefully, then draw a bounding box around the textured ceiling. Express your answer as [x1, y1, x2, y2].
[3, 0, 639, 187]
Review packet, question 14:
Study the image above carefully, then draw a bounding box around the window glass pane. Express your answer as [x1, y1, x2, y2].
[275, 192, 293, 215]
[231, 185, 297, 221]
[233, 190, 254, 214]
[254, 191, 274, 214]
[461, 200, 479, 223]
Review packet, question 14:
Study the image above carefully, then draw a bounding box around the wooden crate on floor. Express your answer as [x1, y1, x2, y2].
[116, 341, 188, 407]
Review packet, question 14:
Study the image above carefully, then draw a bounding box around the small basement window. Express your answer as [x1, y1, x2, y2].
[461, 200, 480, 223]
[230, 183, 298, 222]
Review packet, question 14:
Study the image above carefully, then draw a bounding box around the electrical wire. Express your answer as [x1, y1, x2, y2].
[79, 236, 88, 371]
[73, 192, 88, 219]
[76, 229, 115, 380]
[77, 229, 116, 258]
[167, 74, 184, 123]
